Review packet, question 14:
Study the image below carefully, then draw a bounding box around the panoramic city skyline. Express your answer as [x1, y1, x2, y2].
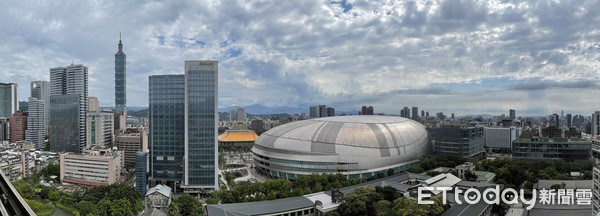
[1, 0, 600, 116]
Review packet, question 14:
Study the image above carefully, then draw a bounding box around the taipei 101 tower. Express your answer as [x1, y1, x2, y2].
[114, 33, 127, 131]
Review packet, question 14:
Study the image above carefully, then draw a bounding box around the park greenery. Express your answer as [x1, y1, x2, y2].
[210, 173, 365, 204]
[15, 171, 143, 216]
[169, 194, 204, 216]
[408, 155, 593, 191]
[332, 185, 448, 216]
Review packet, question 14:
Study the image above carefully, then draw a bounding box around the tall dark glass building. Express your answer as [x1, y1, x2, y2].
[148, 61, 218, 192]
[136, 151, 148, 196]
[149, 74, 185, 190]
[115, 35, 127, 113]
[183, 60, 218, 190]
[49, 64, 88, 153]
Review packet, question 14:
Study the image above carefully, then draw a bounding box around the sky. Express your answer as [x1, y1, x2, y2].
[1, 0, 600, 116]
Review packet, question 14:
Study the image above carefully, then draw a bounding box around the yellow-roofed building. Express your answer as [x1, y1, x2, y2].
[218, 130, 259, 150]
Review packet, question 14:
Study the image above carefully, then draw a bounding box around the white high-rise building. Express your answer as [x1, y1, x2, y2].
[50, 64, 88, 153]
[86, 112, 114, 148]
[25, 97, 46, 149]
[30, 81, 50, 130]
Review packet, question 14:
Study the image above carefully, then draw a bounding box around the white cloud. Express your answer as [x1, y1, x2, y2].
[1, 0, 599, 115]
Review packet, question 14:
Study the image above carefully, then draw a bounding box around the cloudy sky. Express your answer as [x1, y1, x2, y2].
[2, 0, 600, 116]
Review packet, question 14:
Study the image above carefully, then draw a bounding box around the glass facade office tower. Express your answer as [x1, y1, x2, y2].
[183, 60, 218, 190]
[148, 61, 218, 192]
[0, 82, 18, 118]
[427, 127, 485, 157]
[115, 36, 127, 113]
[309, 106, 318, 118]
[26, 97, 46, 149]
[136, 151, 148, 196]
[149, 74, 185, 190]
[50, 94, 85, 152]
[50, 64, 88, 153]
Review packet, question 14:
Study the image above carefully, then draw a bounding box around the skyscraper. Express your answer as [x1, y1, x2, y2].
[509, 109, 515, 120]
[26, 97, 45, 149]
[30, 81, 50, 129]
[593, 111, 600, 137]
[229, 109, 237, 121]
[401, 107, 410, 118]
[327, 107, 335, 117]
[237, 108, 245, 121]
[318, 105, 327, 117]
[115, 34, 127, 113]
[361, 106, 374, 115]
[183, 60, 218, 190]
[412, 107, 419, 121]
[0, 82, 18, 118]
[421, 110, 425, 118]
[49, 64, 88, 153]
[136, 151, 148, 196]
[566, 114, 572, 128]
[309, 106, 318, 118]
[551, 113, 559, 128]
[149, 74, 185, 190]
[149, 60, 218, 192]
[9, 111, 27, 143]
[0, 119, 8, 141]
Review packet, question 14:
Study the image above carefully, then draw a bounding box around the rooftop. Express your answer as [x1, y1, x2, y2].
[206, 196, 314, 216]
[146, 184, 172, 197]
[218, 130, 259, 142]
[535, 180, 592, 190]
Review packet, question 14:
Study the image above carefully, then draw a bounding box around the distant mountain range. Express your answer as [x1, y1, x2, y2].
[99, 106, 149, 112]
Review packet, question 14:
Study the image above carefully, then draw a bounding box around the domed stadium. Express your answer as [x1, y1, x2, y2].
[251, 115, 432, 179]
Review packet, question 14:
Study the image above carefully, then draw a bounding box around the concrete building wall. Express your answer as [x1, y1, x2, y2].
[116, 129, 148, 166]
[60, 149, 123, 185]
[88, 96, 99, 112]
[86, 112, 114, 148]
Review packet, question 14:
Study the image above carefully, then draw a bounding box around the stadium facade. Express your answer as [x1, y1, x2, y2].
[252, 116, 432, 179]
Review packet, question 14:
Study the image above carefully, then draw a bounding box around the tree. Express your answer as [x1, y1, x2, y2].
[95, 199, 112, 216]
[169, 202, 181, 216]
[375, 186, 401, 202]
[373, 200, 391, 216]
[59, 195, 76, 206]
[39, 163, 60, 177]
[13, 180, 36, 199]
[336, 186, 383, 216]
[110, 198, 133, 216]
[387, 168, 395, 176]
[49, 191, 60, 201]
[465, 171, 478, 182]
[76, 200, 96, 216]
[171, 194, 203, 216]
